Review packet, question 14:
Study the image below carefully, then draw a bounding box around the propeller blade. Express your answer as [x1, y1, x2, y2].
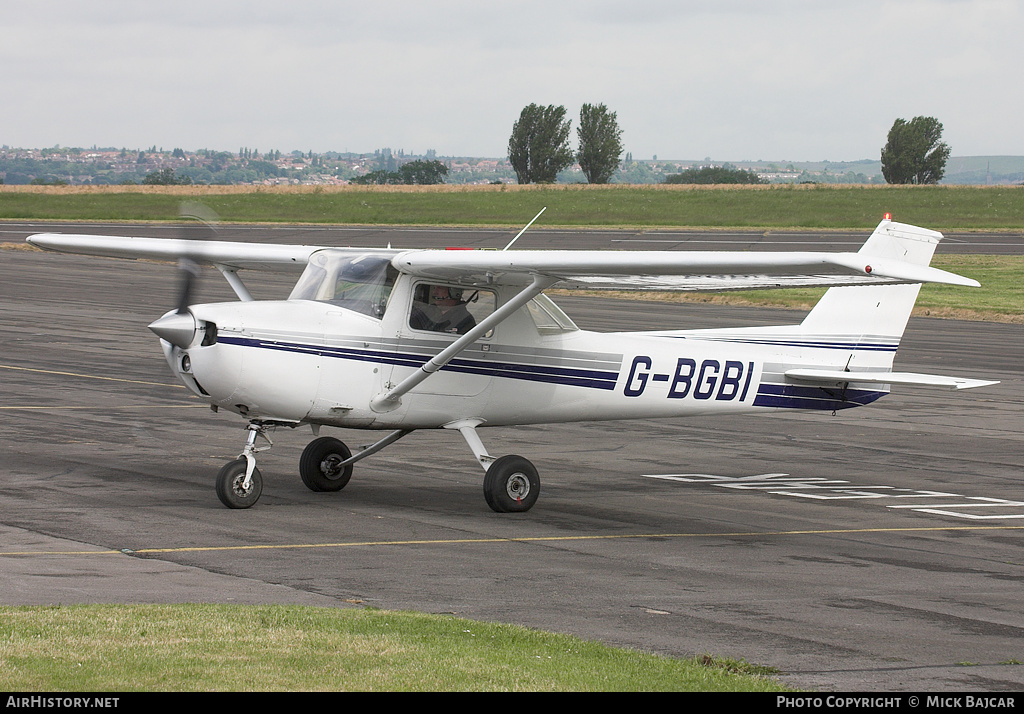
[173, 202, 219, 314]
[175, 256, 201, 314]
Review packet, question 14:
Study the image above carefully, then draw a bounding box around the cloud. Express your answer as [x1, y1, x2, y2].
[3, 1, 1020, 158]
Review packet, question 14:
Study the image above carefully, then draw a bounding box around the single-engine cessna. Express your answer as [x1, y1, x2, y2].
[27, 214, 997, 512]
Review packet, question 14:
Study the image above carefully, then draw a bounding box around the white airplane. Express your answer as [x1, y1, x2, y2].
[27, 215, 997, 512]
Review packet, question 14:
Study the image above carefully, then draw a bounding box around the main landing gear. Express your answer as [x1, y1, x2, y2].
[450, 419, 540, 513]
[214, 420, 541, 513]
[482, 455, 540, 513]
[299, 437, 353, 492]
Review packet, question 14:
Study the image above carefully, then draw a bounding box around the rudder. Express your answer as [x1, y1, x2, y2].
[799, 219, 943, 369]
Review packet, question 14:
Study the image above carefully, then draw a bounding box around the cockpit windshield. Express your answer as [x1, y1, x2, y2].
[289, 251, 398, 319]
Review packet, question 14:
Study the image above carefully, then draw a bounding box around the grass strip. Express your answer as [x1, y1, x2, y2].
[0, 604, 786, 692]
[576, 255, 1024, 323]
[3, 183, 1024, 230]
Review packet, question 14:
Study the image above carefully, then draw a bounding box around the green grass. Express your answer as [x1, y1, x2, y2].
[0, 604, 788, 692]
[920, 255, 1024, 319]
[559, 255, 1024, 323]
[2, 183, 1024, 229]
[735, 255, 1024, 321]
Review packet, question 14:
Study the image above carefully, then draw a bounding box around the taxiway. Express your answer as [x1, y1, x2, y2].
[1, 223, 1022, 691]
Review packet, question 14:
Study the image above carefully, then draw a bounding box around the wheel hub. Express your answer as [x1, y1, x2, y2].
[506, 472, 531, 500]
[231, 474, 253, 497]
[320, 455, 344, 479]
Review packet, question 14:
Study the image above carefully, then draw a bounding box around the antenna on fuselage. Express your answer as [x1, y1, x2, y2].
[502, 206, 546, 251]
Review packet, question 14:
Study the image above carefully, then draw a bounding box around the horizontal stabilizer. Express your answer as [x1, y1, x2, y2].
[785, 368, 999, 391]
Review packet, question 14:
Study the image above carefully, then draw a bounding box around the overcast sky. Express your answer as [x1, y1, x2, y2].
[4, 1, 1020, 161]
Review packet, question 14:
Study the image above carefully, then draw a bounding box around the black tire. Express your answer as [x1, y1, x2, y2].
[215, 458, 263, 509]
[483, 455, 540, 513]
[300, 437, 353, 492]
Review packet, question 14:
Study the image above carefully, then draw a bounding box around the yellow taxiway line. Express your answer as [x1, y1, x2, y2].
[3, 524, 1023, 558]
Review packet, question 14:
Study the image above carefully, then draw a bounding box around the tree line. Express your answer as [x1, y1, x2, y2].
[2, 112, 952, 187]
[507, 103, 951, 185]
[150, 113, 954, 187]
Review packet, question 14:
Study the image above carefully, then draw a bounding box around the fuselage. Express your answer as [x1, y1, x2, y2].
[160, 269, 891, 431]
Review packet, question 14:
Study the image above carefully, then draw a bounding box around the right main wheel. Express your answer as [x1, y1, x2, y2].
[299, 437, 354, 492]
[483, 455, 540, 513]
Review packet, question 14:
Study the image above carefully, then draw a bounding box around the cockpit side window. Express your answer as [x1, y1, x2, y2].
[409, 283, 496, 336]
[289, 251, 398, 319]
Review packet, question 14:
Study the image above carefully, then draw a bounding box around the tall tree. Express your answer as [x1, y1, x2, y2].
[351, 160, 448, 185]
[397, 159, 448, 185]
[508, 104, 574, 184]
[577, 103, 624, 184]
[142, 167, 193, 185]
[664, 165, 765, 185]
[881, 116, 951, 185]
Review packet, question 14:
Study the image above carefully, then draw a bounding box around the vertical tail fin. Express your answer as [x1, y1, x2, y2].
[799, 219, 943, 370]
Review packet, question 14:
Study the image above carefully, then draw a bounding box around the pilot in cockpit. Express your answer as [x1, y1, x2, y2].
[410, 284, 477, 334]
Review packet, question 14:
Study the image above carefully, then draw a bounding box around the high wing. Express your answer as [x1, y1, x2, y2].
[28, 219, 978, 292]
[391, 246, 977, 290]
[393, 219, 977, 290]
[27, 233, 327, 272]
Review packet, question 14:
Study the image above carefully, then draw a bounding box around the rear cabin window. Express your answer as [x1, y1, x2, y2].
[526, 294, 578, 334]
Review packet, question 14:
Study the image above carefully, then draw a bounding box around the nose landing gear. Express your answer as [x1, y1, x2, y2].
[215, 421, 272, 509]
[215, 459, 263, 509]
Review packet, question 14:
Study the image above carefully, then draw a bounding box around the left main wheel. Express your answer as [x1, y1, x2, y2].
[215, 458, 263, 509]
[483, 455, 540, 513]
[300, 437, 354, 492]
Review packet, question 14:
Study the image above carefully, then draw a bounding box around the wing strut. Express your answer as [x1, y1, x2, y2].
[215, 264, 254, 302]
[370, 274, 558, 413]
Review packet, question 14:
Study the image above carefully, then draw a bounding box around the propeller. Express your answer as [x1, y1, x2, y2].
[175, 202, 218, 312]
[148, 203, 218, 349]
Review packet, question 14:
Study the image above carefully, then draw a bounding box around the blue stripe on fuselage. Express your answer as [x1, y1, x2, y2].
[217, 336, 621, 391]
[753, 383, 885, 410]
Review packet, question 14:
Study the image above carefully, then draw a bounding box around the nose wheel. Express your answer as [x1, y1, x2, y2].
[215, 458, 264, 509]
[215, 421, 272, 509]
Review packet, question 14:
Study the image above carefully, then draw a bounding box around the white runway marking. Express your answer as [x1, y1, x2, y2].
[644, 473, 1024, 520]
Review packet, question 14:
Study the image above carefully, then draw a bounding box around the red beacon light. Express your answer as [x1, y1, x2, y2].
[883, 212, 892, 221]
